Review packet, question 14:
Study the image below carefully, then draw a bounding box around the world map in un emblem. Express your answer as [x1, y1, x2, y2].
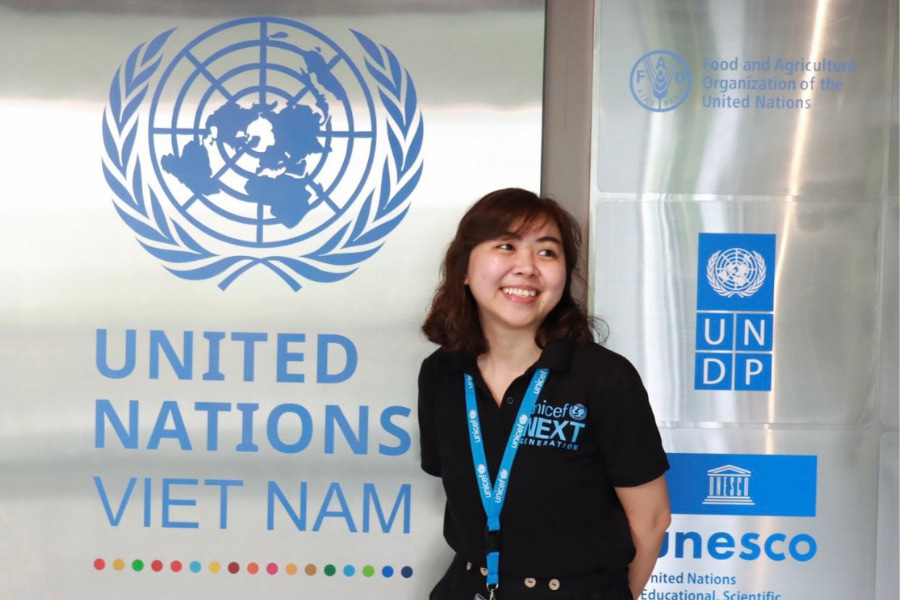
[101, 18, 424, 290]
[706, 248, 767, 298]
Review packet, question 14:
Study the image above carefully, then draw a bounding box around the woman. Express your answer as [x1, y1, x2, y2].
[418, 188, 671, 600]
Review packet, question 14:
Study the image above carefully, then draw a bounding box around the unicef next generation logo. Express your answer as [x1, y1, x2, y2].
[630, 50, 692, 112]
[101, 18, 424, 290]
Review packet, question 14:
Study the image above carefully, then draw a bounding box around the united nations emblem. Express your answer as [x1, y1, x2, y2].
[706, 248, 767, 298]
[101, 18, 424, 290]
[629, 50, 691, 112]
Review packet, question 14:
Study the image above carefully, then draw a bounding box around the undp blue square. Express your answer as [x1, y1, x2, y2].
[734, 353, 773, 390]
[695, 313, 735, 350]
[694, 353, 733, 390]
[697, 233, 776, 311]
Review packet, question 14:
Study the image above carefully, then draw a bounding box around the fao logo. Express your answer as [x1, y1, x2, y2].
[102, 18, 424, 290]
[630, 50, 691, 112]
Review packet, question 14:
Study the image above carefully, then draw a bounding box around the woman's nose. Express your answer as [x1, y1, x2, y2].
[513, 250, 536, 275]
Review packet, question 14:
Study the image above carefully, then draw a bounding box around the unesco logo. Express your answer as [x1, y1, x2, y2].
[629, 50, 691, 112]
[102, 18, 424, 290]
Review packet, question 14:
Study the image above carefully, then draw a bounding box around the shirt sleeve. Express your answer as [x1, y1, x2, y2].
[593, 356, 669, 487]
[417, 356, 442, 477]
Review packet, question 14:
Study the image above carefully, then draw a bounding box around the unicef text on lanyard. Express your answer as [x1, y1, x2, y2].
[464, 368, 548, 600]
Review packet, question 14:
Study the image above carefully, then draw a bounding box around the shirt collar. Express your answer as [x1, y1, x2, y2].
[449, 338, 574, 374]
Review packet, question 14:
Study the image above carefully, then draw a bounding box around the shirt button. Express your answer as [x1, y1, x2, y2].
[524, 577, 537, 588]
[505, 396, 514, 405]
[548, 578, 561, 591]
[480, 567, 488, 576]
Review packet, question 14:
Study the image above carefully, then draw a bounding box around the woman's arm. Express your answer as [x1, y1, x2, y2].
[615, 475, 672, 600]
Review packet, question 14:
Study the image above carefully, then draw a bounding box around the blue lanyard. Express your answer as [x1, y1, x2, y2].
[464, 367, 549, 589]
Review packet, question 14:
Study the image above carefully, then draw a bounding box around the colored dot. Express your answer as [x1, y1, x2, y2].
[362, 565, 375, 577]
[324, 564, 336, 577]
[209, 561, 221, 574]
[267, 563, 278, 575]
[247, 562, 259, 575]
[382, 565, 394, 578]
[401, 566, 413, 578]
[112, 559, 125, 571]
[343, 565, 355, 577]
[228, 562, 240, 574]
[286, 563, 298, 576]
[189, 561, 201, 573]
[151, 560, 163, 572]
[170, 561, 182, 573]
[304, 564, 317, 576]
[93, 558, 105, 571]
[132, 559, 144, 572]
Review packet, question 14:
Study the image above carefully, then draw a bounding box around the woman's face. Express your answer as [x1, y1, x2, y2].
[464, 219, 567, 341]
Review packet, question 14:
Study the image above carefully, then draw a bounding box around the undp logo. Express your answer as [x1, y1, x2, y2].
[102, 18, 424, 290]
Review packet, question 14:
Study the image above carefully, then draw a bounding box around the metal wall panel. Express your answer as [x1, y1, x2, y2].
[588, 0, 898, 599]
[592, 199, 881, 425]
[0, 2, 546, 598]
[592, 0, 894, 199]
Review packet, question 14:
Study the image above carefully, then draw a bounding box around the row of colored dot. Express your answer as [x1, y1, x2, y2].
[93, 559, 413, 578]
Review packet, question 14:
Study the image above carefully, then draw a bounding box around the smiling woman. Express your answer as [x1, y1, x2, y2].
[463, 219, 566, 349]
[422, 188, 590, 359]
[418, 188, 671, 600]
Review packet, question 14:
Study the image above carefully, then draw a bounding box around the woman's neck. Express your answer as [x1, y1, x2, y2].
[476, 332, 542, 406]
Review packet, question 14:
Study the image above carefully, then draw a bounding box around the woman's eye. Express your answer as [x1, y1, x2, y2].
[538, 248, 558, 257]
[497, 243, 514, 250]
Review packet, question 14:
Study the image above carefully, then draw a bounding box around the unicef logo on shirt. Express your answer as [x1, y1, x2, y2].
[707, 248, 766, 299]
[630, 50, 692, 112]
[101, 18, 424, 290]
[568, 404, 587, 421]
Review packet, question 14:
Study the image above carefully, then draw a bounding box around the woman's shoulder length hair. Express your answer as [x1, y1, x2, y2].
[422, 187, 595, 356]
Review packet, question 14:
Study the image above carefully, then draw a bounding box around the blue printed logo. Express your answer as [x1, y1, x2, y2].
[698, 234, 776, 311]
[695, 233, 776, 391]
[522, 401, 587, 451]
[665, 453, 817, 517]
[568, 404, 587, 421]
[630, 50, 692, 112]
[102, 18, 424, 290]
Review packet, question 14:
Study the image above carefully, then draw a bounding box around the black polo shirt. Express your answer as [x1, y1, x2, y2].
[418, 339, 668, 578]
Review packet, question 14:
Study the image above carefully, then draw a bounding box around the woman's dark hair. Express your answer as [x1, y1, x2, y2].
[422, 188, 594, 356]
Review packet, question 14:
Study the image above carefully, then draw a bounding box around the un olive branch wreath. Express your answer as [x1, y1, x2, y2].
[706, 250, 767, 298]
[101, 27, 423, 291]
